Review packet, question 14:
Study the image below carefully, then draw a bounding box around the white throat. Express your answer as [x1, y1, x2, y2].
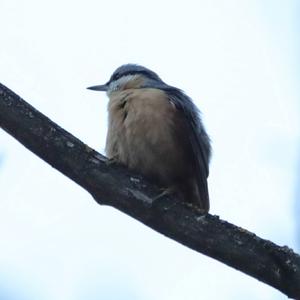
[106, 75, 139, 95]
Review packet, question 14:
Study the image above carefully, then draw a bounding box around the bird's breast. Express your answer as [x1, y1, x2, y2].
[105, 88, 190, 184]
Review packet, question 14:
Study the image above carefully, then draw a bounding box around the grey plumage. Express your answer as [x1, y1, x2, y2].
[109, 64, 163, 83]
[88, 64, 211, 212]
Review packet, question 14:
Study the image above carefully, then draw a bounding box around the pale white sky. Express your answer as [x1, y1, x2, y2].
[0, 1, 299, 299]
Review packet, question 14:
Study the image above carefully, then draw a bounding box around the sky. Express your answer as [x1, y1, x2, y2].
[0, 1, 299, 299]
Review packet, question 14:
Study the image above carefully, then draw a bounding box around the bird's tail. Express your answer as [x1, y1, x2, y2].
[179, 178, 210, 213]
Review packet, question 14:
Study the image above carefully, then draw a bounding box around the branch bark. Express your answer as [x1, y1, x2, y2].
[0, 83, 299, 299]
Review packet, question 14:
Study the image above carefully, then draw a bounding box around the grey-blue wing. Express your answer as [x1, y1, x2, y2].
[166, 87, 211, 211]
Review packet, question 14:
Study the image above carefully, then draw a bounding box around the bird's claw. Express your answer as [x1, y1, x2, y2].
[105, 157, 118, 166]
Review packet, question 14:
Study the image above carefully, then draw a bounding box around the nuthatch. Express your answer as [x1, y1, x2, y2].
[88, 64, 211, 212]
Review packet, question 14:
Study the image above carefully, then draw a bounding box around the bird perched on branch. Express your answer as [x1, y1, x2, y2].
[88, 64, 211, 212]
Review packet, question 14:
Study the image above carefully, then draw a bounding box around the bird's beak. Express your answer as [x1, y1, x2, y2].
[87, 84, 108, 91]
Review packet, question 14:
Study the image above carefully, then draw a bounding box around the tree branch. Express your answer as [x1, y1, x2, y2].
[0, 83, 299, 299]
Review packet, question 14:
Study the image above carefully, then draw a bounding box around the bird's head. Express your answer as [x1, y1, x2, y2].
[87, 64, 163, 95]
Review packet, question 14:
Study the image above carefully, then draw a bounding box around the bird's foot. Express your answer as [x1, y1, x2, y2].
[183, 202, 208, 214]
[153, 187, 175, 201]
[105, 157, 119, 166]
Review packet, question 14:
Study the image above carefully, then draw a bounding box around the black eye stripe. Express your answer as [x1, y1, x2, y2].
[112, 71, 135, 81]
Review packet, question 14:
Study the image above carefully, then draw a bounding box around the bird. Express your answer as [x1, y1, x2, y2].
[88, 64, 211, 212]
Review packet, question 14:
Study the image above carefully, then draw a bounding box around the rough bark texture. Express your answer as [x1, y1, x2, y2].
[0, 82, 299, 299]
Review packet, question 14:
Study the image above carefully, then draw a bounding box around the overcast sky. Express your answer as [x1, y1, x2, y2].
[0, 1, 299, 299]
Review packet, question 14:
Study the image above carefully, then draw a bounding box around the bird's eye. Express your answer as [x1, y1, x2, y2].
[113, 73, 121, 81]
